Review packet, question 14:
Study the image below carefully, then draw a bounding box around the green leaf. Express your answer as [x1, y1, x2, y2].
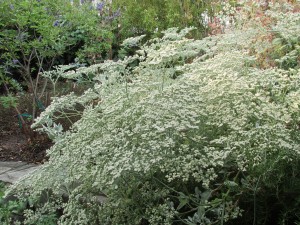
[224, 181, 238, 187]
[272, 38, 283, 46]
[177, 193, 189, 210]
[200, 190, 211, 202]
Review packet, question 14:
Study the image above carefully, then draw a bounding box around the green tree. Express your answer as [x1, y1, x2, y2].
[0, 0, 112, 138]
[111, 0, 228, 40]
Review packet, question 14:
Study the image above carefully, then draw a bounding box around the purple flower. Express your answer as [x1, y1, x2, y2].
[105, 8, 121, 21]
[10, 4, 14, 10]
[113, 8, 121, 18]
[53, 20, 60, 27]
[96, 2, 105, 11]
[12, 59, 19, 64]
[80, 0, 85, 4]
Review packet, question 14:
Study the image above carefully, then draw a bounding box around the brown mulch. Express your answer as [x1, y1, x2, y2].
[0, 81, 86, 164]
[0, 134, 51, 164]
[0, 105, 52, 164]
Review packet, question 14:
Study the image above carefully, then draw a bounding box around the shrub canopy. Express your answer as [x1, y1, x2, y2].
[8, 1, 300, 225]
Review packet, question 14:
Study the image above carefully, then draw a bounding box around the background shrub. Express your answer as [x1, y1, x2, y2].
[0, 0, 114, 138]
[111, 0, 237, 41]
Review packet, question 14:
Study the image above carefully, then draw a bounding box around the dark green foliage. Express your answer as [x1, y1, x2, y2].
[0, 0, 114, 135]
[0, 182, 26, 225]
[111, 0, 226, 40]
[272, 36, 300, 70]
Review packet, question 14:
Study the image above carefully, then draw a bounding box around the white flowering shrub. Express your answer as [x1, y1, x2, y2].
[8, 3, 300, 225]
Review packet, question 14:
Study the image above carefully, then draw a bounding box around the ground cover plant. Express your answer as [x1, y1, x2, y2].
[0, 182, 27, 225]
[5, 0, 300, 224]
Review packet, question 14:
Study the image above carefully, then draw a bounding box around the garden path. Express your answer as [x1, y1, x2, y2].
[0, 161, 41, 184]
[0, 162, 108, 204]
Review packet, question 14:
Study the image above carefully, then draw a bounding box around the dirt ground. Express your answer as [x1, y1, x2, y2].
[0, 80, 89, 164]
[0, 104, 51, 164]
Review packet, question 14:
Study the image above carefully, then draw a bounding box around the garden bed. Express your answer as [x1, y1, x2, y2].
[0, 101, 50, 164]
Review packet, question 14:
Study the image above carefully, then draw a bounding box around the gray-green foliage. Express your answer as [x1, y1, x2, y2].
[270, 9, 300, 69]
[0, 69, 22, 108]
[8, 3, 300, 225]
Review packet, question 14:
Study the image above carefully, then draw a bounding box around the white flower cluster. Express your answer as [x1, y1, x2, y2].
[270, 10, 300, 40]
[216, 1, 237, 29]
[121, 34, 146, 48]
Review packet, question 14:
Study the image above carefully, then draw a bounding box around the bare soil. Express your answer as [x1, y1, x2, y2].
[0, 103, 51, 164]
[0, 81, 89, 164]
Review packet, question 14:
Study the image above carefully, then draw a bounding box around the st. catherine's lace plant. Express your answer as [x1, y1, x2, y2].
[8, 3, 300, 225]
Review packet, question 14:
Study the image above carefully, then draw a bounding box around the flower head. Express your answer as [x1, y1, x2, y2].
[113, 8, 121, 18]
[96, 2, 105, 11]
[53, 20, 60, 27]
[105, 8, 121, 21]
[12, 59, 19, 64]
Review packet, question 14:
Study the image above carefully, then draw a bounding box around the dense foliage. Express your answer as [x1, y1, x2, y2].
[6, 1, 300, 225]
[0, 0, 112, 67]
[111, 0, 236, 40]
[0, 0, 114, 137]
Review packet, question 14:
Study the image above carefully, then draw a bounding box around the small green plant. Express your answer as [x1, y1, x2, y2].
[0, 182, 27, 225]
[0, 182, 61, 225]
[0, 95, 18, 109]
